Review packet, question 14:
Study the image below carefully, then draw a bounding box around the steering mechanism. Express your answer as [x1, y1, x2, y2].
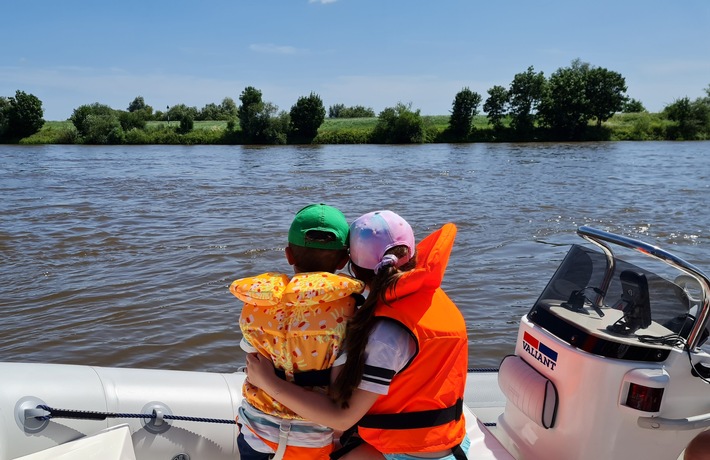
[607, 271, 652, 335]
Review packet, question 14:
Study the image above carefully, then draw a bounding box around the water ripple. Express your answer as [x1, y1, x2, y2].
[1, 142, 709, 371]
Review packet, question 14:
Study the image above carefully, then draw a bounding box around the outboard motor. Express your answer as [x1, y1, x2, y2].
[495, 227, 710, 460]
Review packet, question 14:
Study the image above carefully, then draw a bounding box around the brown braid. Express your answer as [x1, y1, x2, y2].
[331, 246, 416, 407]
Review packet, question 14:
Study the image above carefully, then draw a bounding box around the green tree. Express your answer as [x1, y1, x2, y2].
[586, 67, 628, 127]
[237, 87, 288, 144]
[6, 90, 45, 139]
[176, 112, 194, 134]
[290, 92, 326, 142]
[345, 105, 375, 118]
[264, 109, 290, 145]
[118, 110, 148, 131]
[508, 66, 546, 138]
[220, 97, 238, 120]
[664, 97, 710, 140]
[328, 104, 376, 118]
[328, 103, 345, 118]
[238, 86, 267, 142]
[127, 96, 154, 122]
[483, 85, 509, 131]
[539, 59, 629, 139]
[128, 96, 146, 112]
[341, 105, 376, 118]
[371, 102, 425, 144]
[622, 98, 646, 113]
[167, 104, 198, 123]
[71, 103, 115, 136]
[447, 87, 482, 140]
[198, 103, 221, 121]
[84, 113, 124, 144]
[0, 96, 8, 139]
[197, 98, 236, 121]
[538, 60, 591, 140]
[70, 103, 123, 143]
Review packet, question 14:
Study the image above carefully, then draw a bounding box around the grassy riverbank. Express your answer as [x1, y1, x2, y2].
[21, 112, 673, 145]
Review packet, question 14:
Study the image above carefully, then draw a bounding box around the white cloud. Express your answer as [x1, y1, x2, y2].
[309, 0, 337, 4]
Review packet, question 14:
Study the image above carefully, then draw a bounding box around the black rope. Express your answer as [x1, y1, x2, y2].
[34, 369, 502, 426]
[35, 405, 236, 425]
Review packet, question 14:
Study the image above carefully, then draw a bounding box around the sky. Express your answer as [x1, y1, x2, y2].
[2, 0, 709, 121]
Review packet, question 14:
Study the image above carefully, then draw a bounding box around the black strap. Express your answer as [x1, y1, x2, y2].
[357, 398, 463, 430]
[452, 443, 467, 460]
[274, 368, 331, 387]
[329, 426, 363, 460]
[351, 292, 366, 306]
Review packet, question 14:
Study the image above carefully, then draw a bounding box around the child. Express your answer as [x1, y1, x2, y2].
[230, 203, 365, 460]
[246, 210, 470, 460]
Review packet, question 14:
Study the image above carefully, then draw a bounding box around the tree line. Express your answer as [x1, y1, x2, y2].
[2, 59, 710, 144]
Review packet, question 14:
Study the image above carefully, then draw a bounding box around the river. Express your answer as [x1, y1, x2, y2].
[1, 142, 709, 371]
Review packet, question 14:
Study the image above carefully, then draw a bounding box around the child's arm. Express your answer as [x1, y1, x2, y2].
[246, 352, 379, 431]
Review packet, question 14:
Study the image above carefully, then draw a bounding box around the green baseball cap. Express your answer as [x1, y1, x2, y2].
[288, 204, 349, 250]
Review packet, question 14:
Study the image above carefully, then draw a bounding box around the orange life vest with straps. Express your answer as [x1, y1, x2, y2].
[356, 223, 468, 454]
[231, 271, 364, 419]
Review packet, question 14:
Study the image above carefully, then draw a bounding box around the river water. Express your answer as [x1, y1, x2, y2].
[1, 142, 709, 371]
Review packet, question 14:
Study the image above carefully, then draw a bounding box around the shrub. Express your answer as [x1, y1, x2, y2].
[314, 129, 371, 144]
[6, 90, 45, 139]
[290, 92, 325, 143]
[371, 103, 425, 144]
[447, 87, 482, 141]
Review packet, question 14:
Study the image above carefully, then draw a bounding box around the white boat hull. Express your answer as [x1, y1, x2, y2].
[0, 362, 509, 460]
[7, 227, 710, 460]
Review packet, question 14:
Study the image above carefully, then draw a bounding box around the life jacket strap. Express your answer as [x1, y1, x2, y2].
[271, 419, 291, 460]
[451, 443, 467, 460]
[329, 426, 363, 460]
[274, 368, 331, 387]
[357, 398, 463, 430]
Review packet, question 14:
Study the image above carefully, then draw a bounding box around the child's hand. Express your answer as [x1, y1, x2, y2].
[245, 352, 277, 389]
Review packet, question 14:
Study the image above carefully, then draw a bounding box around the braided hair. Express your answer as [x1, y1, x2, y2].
[331, 245, 416, 407]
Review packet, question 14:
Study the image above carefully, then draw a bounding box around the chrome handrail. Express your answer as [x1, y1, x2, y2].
[579, 233, 615, 310]
[577, 226, 710, 350]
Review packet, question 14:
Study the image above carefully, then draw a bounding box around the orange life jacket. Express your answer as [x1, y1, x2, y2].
[231, 271, 364, 419]
[357, 223, 468, 454]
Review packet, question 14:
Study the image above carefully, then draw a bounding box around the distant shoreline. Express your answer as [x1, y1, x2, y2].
[11, 112, 693, 145]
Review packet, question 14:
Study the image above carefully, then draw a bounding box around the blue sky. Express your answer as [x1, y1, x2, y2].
[2, 0, 709, 121]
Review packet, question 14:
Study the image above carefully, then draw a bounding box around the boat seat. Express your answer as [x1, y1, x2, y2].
[14, 424, 136, 460]
[463, 405, 515, 459]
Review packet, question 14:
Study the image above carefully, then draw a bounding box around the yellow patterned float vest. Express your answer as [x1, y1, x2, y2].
[230, 271, 364, 419]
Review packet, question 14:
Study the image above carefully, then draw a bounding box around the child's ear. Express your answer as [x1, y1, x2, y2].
[285, 246, 296, 265]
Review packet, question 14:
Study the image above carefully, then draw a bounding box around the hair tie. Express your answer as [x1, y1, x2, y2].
[374, 254, 399, 275]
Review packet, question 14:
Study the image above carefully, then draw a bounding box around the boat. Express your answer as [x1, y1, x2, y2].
[1, 226, 709, 460]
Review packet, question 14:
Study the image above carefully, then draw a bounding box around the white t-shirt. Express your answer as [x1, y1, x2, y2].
[334, 319, 417, 395]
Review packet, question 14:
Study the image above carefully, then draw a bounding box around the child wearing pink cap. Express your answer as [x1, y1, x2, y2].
[247, 210, 470, 460]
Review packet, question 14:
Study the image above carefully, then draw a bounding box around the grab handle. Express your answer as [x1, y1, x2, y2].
[638, 412, 710, 431]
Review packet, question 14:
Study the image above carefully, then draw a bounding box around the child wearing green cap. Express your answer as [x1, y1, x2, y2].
[230, 204, 365, 460]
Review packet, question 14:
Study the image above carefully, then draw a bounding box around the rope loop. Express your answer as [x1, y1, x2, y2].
[34, 404, 236, 425]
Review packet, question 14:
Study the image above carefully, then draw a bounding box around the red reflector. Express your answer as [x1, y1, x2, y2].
[625, 383, 664, 412]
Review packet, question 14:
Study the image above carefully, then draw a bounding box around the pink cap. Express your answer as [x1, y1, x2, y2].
[349, 210, 415, 273]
